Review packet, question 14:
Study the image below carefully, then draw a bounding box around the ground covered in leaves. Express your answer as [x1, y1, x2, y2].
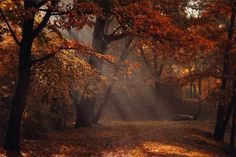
[0, 121, 234, 157]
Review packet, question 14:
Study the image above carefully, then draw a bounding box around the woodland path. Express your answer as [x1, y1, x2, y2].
[0, 121, 234, 157]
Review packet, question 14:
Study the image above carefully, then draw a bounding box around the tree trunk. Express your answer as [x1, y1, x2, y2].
[230, 73, 236, 148]
[89, 17, 107, 70]
[75, 96, 94, 127]
[92, 37, 133, 123]
[3, 67, 31, 151]
[207, 78, 210, 95]
[3, 4, 34, 151]
[213, 49, 229, 140]
[189, 69, 193, 98]
[221, 100, 234, 138]
[230, 98, 236, 149]
[198, 78, 202, 97]
[213, 6, 235, 141]
[93, 82, 114, 123]
[75, 17, 108, 127]
[214, 104, 226, 140]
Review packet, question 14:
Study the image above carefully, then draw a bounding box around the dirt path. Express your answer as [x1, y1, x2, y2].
[0, 121, 234, 157]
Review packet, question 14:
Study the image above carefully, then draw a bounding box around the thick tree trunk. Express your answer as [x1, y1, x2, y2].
[75, 96, 94, 127]
[213, 50, 229, 140]
[3, 50, 32, 151]
[220, 100, 234, 137]
[93, 37, 132, 123]
[213, 6, 235, 141]
[70, 91, 92, 127]
[3, 3, 34, 151]
[93, 82, 114, 123]
[89, 17, 107, 70]
[214, 104, 226, 140]
[3, 67, 31, 151]
[75, 17, 108, 127]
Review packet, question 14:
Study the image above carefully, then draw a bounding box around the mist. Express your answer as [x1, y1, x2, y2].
[0, 0, 235, 156]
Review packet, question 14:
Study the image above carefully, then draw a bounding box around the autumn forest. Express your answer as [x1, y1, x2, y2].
[0, 0, 236, 156]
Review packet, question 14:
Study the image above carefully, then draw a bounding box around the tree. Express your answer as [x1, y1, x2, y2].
[73, 0, 134, 126]
[185, 0, 236, 142]
[93, 36, 135, 123]
[201, 0, 236, 141]
[0, 0, 100, 152]
[90, 0, 214, 122]
[230, 72, 236, 148]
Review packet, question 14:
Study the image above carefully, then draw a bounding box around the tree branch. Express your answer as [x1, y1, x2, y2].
[51, 12, 68, 16]
[33, 0, 62, 38]
[0, 9, 21, 46]
[140, 47, 155, 76]
[39, 8, 68, 15]
[110, 11, 167, 43]
[104, 32, 128, 43]
[31, 51, 58, 64]
[32, 10, 52, 37]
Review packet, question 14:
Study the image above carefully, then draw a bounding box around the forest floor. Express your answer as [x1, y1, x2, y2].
[0, 121, 235, 157]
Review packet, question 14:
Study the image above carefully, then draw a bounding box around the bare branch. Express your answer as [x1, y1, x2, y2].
[110, 11, 167, 43]
[33, 0, 63, 37]
[32, 10, 52, 37]
[39, 8, 68, 15]
[0, 9, 21, 46]
[51, 12, 68, 16]
[31, 51, 58, 64]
